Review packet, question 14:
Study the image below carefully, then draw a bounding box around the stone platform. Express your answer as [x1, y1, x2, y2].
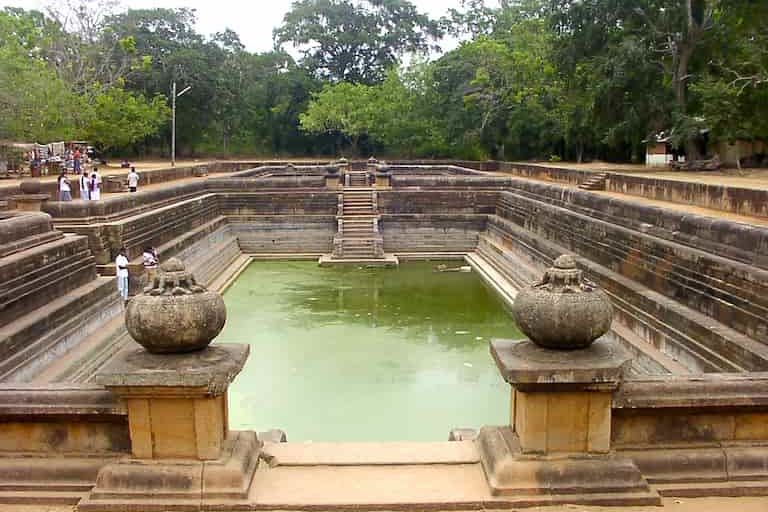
[318, 253, 399, 267]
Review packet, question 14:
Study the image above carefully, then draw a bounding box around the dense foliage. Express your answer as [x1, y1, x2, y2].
[2, 0, 767, 161]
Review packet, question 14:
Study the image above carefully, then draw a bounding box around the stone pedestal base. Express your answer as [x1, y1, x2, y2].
[318, 253, 399, 267]
[78, 431, 260, 511]
[10, 194, 49, 211]
[477, 426, 661, 506]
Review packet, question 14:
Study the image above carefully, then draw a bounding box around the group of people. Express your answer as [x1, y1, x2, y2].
[115, 246, 159, 301]
[56, 168, 102, 202]
[57, 166, 143, 202]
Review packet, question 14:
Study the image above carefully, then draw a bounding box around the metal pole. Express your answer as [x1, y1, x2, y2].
[171, 81, 176, 167]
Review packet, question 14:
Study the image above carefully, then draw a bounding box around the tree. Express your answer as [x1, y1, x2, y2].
[83, 87, 169, 152]
[300, 81, 373, 153]
[0, 8, 81, 141]
[43, 0, 145, 94]
[274, 0, 441, 84]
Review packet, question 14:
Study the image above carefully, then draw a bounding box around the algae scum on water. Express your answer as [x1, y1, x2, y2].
[218, 261, 521, 441]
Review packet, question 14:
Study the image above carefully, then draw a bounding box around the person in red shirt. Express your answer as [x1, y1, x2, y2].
[73, 148, 81, 174]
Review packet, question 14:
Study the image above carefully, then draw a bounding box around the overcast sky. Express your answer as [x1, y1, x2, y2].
[3, 0, 481, 54]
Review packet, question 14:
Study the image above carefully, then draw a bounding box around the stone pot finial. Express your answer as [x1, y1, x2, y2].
[368, 156, 378, 163]
[19, 179, 42, 195]
[337, 157, 348, 164]
[512, 255, 613, 349]
[125, 258, 226, 353]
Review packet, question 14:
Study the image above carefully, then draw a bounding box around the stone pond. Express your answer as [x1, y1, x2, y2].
[0, 159, 767, 508]
[220, 260, 521, 441]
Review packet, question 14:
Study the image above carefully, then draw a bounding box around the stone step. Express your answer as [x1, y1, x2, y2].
[497, 194, 768, 317]
[485, 216, 768, 372]
[0, 490, 86, 505]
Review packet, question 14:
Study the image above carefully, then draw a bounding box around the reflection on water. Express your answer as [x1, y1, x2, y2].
[217, 261, 522, 442]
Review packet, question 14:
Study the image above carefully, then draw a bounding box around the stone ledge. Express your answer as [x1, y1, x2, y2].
[78, 430, 260, 512]
[263, 441, 478, 466]
[490, 338, 631, 391]
[95, 344, 249, 394]
[318, 254, 399, 267]
[615, 374, 768, 408]
[477, 426, 660, 505]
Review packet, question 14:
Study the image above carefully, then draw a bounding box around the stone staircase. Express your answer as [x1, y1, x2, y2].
[332, 188, 383, 259]
[578, 172, 608, 191]
[347, 171, 370, 187]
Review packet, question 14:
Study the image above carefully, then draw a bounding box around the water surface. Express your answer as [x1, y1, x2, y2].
[218, 261, 521, 442]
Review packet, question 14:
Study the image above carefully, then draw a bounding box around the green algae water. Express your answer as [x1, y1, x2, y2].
[218, 261, 521, 442]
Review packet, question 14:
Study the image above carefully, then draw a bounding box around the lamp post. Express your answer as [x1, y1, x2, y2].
[171, 81, 192, 167]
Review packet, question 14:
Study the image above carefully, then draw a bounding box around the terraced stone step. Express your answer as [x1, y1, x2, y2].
[485, 215, 768, 372]
[497, 192, 768, 343]
[0, 276, 120, 382]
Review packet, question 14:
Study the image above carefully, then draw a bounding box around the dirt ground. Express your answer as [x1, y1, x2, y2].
[0, 496, 765, 512]
[539, 161, 768, 190]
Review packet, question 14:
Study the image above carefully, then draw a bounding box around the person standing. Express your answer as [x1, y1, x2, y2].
[142, 246, 159, 283]
[73, 148, 81, 174]
[58, 172, 72, 201]
[127, 167, 140, 193]
[90, 167, 102, 200]
[115, 247, 129, 301]
[79, 170, 90, 200]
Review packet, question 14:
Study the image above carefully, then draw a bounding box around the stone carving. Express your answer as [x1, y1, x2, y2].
[512, 254, 612, 349]
[125, 257, 226, 353]
[19, 180, 41, 194]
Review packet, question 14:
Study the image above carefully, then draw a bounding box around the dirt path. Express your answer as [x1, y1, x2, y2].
[596, 190, 768, 227]
[0, 496, 765, 512]
[531, 161, 768, 191]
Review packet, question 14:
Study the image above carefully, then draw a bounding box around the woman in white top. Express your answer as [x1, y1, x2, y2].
[58, 172, 72, 201]
[90, 168, 102, 200]
[79, 171, 90, 200]
[115, 247, 129, 301]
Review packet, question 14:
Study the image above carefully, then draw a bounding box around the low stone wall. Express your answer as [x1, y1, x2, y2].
[379, 189, 499, 215]
[207, 175, 328, 192]
[0, 385, 128, 453]
[44, 181, 207, 222]
[0, 161, 253, 201]
[503, 180, 768, 268]
[390, 175, 513, 189]
[173, 223, 242, 287]
[0, 212, 61, 257]
[377, 189, 496, 253]
[0, 233, 96, 327]
[382, 165, 482, 176]
[483, 195, 768, 373]
[0, 385, 127, 500]
[613, 374, 768, 489]
[497, 162, 596, 186]
[496, 162, 768, 219]
[382, 214, 485, 253]
[606, 173, 768, 219]
[231, 217, 335, 254]
[497, 189, 768, 345]
[43, 178, 331, 265]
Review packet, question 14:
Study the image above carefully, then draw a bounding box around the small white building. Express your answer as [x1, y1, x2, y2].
[644, 132, 684, 167]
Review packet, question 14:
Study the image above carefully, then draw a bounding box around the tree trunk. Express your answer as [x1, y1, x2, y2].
[675, 42, 698, 160]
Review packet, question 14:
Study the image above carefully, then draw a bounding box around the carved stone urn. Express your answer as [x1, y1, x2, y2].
[19, 179, 42, 194]
[125, 258, 226, 353]
[512, 254, 613, 349]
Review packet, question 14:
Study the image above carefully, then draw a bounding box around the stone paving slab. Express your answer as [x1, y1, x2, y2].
[2, 496, 768, 511]
[263, 440, 479, 466]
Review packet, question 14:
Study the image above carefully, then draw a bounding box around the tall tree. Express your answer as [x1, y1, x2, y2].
[274, 0, 442, 84]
